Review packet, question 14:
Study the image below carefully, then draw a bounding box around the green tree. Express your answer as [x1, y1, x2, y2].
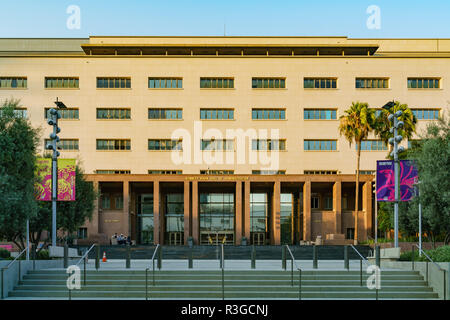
[405, 116, 450, 246]
[0, 98, 40, 248]
[377, 202, 394, 238]
[339, 102, 376, 242]
[374, 101, 417, 156]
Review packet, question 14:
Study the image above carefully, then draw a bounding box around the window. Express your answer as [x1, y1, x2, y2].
[96, 139, 131, 150]
[77, 228, 87, 239]
[148, 170, 182, 175]
[408, 78, 440, 89]
[357, 140, 387, 151]
[252, 78, 285, 89]
[252, 109, 286, 120]
[252, 170, 286, 175]
[201, 139, 234, 151]
[252, 139, 286, 151]
[304, 78, 337, 89]
[346, 228, 355, 240]
[0, 77, 27, 88]
[96, 77, 131, 89]
[304, 140, 337, 151]
[97, 108, 131, 120]
[304, 109, 337, 120]
[115, 196, 123, 210]
[355, 78, 389, 89]
[324, 197, 333, 210]
[45, 139, 79, 151]
[200, 78, 234, 89]
[45, 77, 79, 89]
[96, 170, 131, 174]
[412, 109, 440, 120]
[101, 195, 110, 209]
[12, 108, 27, 118]
[200, 109, 234, 120]
[311, 196, 319, 209]
[149, 78, 183, 89]
[359, 170, 375, 175]
[304, 170, 337, 175]
[148, 109, 182, 120]
[45, 108, 79, 120]
[148, 139, 182, 151]
[200, 170, 234, 175]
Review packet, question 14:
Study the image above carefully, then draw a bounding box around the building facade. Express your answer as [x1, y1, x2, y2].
[0, 36, 448, 245]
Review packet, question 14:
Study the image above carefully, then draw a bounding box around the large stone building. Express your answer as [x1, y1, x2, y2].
[0, 36, 447, 245]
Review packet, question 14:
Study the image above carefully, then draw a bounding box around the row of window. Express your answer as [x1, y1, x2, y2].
[1, 76, 443, 89]
[94, 169, 373, 175]
[36, 107, 441, 121]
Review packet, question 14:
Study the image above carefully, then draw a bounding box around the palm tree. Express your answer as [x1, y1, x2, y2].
[374, 101, 417, 155]
[339, 102, 376, 243]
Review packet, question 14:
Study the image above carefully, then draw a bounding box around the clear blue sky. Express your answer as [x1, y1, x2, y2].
[0, 0, 449, 38]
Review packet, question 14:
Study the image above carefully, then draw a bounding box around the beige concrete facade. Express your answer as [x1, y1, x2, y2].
[0, 36, 448, 245]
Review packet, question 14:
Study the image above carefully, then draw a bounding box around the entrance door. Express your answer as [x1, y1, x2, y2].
[137, 194, 154, 244]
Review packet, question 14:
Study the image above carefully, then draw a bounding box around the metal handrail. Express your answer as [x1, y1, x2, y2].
[74, 244, 96, 288]
[350, 245, 370, 266]
[413, 244, 447, 300]
[145, 244, 160, 300]
[350, 244, 370, 287]
[221, 244, 224, 300]
[285, 245, 302, 300]
[75, 244, 96, 266]
[1, 247, 29, 299]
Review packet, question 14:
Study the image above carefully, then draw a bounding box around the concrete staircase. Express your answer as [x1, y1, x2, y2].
[8, 269, 438, 300]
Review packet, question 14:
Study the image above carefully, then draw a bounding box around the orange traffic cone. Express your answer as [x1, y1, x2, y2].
[102, 251, 107, 262]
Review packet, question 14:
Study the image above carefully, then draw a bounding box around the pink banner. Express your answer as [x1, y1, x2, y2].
[34, 158, 76, 201]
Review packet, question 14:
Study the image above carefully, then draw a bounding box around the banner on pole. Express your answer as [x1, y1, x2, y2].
[376, 160, 418, 202]
[34, 158, 76, 201]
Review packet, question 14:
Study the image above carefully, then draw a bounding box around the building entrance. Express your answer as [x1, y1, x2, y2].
[137, 194, 154, 244]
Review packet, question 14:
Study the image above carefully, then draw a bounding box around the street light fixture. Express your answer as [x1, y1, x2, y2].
[382, 100, 406, 248]
[45, 97, 66, 248]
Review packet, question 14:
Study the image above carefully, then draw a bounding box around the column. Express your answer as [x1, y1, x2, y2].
[333, 180, 342, 234]
[89, 181, 100, 238]
[272, 181, 281, 245]
[303, 180, 311, 241]
[235, 181, 242, 245]
[362, 181, 373, 241]
[123, 180, 130, 238]
[192, 180, 199, 244]
[153, 180, 160, 244]
[244, 180, 251, 242]
[184, 181, 190, 245]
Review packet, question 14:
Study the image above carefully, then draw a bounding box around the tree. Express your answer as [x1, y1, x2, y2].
[339, 102, 376, 243]
[404, 115, 450, 246]
[374, 101, 417, 155]
[0, 98, 40, 249]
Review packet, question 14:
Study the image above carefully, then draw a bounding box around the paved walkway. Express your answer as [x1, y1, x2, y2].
[49, 259, 389, 271]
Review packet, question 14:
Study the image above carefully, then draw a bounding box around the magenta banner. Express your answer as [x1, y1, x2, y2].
[376, 160, 418, 202]
[34, 158, 76, 201]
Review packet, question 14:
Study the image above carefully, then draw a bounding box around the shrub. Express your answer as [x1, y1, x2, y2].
[37, 249, 50, 260]
[400, 245, 450, 262]
[0, 247, 11, 259]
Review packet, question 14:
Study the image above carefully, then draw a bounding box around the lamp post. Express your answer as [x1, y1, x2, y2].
[45, 98, 67, 248]
[382, 101, 406, 248]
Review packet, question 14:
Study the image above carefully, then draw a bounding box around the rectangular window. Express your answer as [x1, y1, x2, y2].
[303, 109, 337, 120]
[148, 139, 182, 151]
[408, 78, 440, 89]
[45, 77, 79, 89]
[96, 139, 131, 151]
[45, 108, 79, 120]
[77, 228, 87, 239]
[200, 109, 234, 120]
[200, 139, 234, 151]
[411, 109, 440, 120]
[355, 78, 389, 89]
[148, 108, 183, 120]
[304, 170, 338, 175]
[148, 77, 183, 89]
[304, 140, 337, 151]
[357, 140, 387, 151]
[200, 170, 234, 175]
[304, 78, 337, 89]
[96, 170, 131, 174]
[8, 108, 27, 118]
[200, 78, 234, 89]
[96, 108, 131, 120]
[251, 139, 286, 151]
[148, 170, 182, 175]
[96, 77, 131, 89]
[252, 170, 286, 175]
[252, 108, 286, 120]
[0, 77, 27, 89]
[45, 139, 79, 151]
[311, 196, 319, 209]
[252, 78, 285, 89]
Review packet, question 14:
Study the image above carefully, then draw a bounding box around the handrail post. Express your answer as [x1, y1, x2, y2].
[83, 254, 86, 286]
[282, 246, 286, 270]
[157, 246, 162, 270]
[360, 258, 363, 286]
[298, 269, 302, 301]
[291, 255, 294, 286]
[412, 245, 415, 270]
[1, 268, 4, 299]
[375, 245, 380, 268]
[64, 242, 68, 269]
[32, 244, 36, 271]
[126, 243, 131, 269]
[344, 245, 349, 270]
[251, 245, 256, 269]
[95, 244, 100, 271]
[313, 245, 318, 269]
[426, 261, 429, 285]
[18, 260, 21, 284]
[443, 270, 446, 300]
[188, 247, 193, 269]
[145, 269, 148, 300]
[221, 244, 224, 301]
[152, 259, 155, 286]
